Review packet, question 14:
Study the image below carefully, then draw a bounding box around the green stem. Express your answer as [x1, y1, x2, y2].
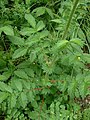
[62, 0, 80, 40]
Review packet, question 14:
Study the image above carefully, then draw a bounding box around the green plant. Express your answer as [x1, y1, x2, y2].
[0, 0, 90, 120]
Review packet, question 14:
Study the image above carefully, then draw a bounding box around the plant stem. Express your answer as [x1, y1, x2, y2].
[62, 0, 80, 40]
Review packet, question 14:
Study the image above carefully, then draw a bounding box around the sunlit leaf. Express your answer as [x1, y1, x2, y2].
[0, 26, 14, 36]
[51, 19, 61, 23]
[32, 7, 45, 17]
[25, 14, 36, 28]
[36, 21, 45, 31]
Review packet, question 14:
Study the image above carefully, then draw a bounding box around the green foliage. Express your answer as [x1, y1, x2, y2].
[0, 0, 90, 120]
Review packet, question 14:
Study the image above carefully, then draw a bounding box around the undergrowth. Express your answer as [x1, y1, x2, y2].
[0, 0, 90, 120]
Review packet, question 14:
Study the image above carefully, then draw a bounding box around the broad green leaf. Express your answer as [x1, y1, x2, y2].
[20, 27, 36, 36]
[25, 14, 36, 28]
[5, 85, 13, 93]
[32, 7, 45, 17]
[27, 91, 34, 102]
[13, 79, 22, 91]
[0, 26, 14, 36]
[24, 68, 34, 77]
[29, 52, 36, 63]
[45, 8, 53, 18]
[38, 30, 49, 38]
[14, 69, 28, 79]
[17, 60, 31, 68]
[0, 81, 12, 93]
[52, 40, 69, 51]
[31, 101, 38, 109]
[20, 92, 27, 108]
[36, 21, 45, 31]
[56, 40, 69, 48]
[25, 35, 40, 46]
[2, 70, 12, 81]
[70, 38, 84, 46]
[22, 80, 30, 89]
[0, 92, 9, 103]
[8, 36, 24, 46]
[12, 47, 28, 59]
[10, 94, 16, 109]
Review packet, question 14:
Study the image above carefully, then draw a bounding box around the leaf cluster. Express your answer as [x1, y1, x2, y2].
[0, 0, 90, 120]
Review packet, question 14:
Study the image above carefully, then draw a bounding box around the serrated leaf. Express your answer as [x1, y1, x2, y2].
[17, 60, 31, 68]
[25, 14, 36, 28]
[27, 91, 34, 102]
[32, 7, 45, 17]
[12, 47, 28, 59]
[0, 92, 9, 103]
[10, 94, 16, 109]
[24, 68, 34, 77]
[20, 27, 36, 36]
[0, 26, 14, 36]
[8, 36, 24, 46]
[13, 79, 22, 91]
[2, 70, 12, 81]
[52, 40, 69, 51]
[0, 81, 12, 93]
[22, 80, 30, 89]
[25, 35, 40, 46]
[20, 92, 27, 108]
[39, 30, 49, 38]
[14, 69, 28, 79]
[45, 8, 53, 18]
[29, 52, 36, 63]
[56, 40, 69, 48]
[36, 21, 45, 31]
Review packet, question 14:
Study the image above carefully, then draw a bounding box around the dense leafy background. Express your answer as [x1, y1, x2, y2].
[0, 0, 90, 120]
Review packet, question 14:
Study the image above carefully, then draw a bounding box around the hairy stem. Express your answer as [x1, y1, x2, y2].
[62, 0, 80, 40]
